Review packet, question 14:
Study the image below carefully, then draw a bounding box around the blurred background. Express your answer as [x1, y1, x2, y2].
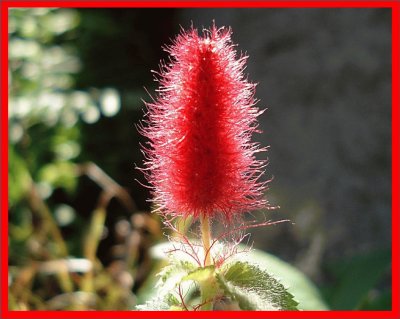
[8, 8, 392, 310]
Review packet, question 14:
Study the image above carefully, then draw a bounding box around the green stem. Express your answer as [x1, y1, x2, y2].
[200, 215, 214, 309]
[200, 214, 212, 267]
[200, 293, 213, 310]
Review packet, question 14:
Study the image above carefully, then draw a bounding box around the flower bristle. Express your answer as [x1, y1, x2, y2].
[140, 24, 268, 221]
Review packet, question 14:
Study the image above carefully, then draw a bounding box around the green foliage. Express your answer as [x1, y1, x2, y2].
[138, 242, 329, 310]
[136, 294, 178, 311]
[156, 259, 197, 298]
[8, 8, 134, 311]
[8, 7, 123, 183]
[9, 146, 31, 206]
[136, 259, 197, 310]
[322, 248, 391, 310]
[136, 245, 303, 311]
[244, 248, 329, 310]
[216, 261, 298, 310]
[38, 162, 77, 193]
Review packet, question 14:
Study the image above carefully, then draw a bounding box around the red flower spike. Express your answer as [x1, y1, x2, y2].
[140, 25, 268, 222]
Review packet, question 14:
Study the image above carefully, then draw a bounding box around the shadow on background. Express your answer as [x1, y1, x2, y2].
[8, 8, 391, 310]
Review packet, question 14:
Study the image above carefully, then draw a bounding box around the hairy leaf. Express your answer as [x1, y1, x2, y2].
[136, 258, 196, 310]
[216, 261, 299, 310]
[157, 260, 197, 295]
[135, 293, 182, 310]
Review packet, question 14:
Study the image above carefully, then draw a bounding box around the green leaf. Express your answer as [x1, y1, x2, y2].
[135, 258, 197, 310]
[324, 248, 391, 309]
[245, 248, 329, 310]
[216, 261, 299, 310]
[157, 260, 197, 295]
[143, 242, 328, 310]
[135, 293, 180, 310]
[183, 265, 215, 285]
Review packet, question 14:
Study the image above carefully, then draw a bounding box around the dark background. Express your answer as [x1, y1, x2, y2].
[8, 8, 392, 310]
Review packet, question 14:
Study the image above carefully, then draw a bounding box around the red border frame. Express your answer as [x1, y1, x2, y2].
[1, 1, 399, 318]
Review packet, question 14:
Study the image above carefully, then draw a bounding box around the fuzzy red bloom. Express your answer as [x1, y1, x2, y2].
[140, 25, 267, 221]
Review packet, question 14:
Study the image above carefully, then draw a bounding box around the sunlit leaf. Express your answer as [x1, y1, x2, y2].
[217, 261, 299, 310]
